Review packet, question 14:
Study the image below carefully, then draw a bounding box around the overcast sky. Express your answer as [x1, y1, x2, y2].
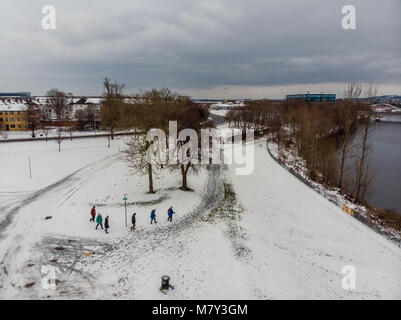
[0, 0, 400, 98]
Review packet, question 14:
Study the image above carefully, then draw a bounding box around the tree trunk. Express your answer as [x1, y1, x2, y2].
[338, 129, 350, 188]
[111, 127, 114, 140]
[180, 163, 191, 190]
[354, 124, 369, 202]
[148, 163, 154, 193]
[181, 164, 187, 190]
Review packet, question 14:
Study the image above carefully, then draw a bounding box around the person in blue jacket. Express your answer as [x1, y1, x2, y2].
[167, 206, 175, 222]
[150, 209, 157, 224]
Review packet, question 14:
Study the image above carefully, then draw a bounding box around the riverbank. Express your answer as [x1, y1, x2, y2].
[266, 138, 401, 244]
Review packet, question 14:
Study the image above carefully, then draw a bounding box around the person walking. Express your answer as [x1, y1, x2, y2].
[150, 209, 157, 224]
[90, 205, 96, 222]
[104, 216, 110, 234]
[95, 213, 103, 230]
[131, 213, 136, 230]
[167, 206, 175, 222]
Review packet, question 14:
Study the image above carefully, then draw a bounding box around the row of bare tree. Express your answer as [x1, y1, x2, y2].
[226, 83, 378, 204]
[99, 79, 210, 193]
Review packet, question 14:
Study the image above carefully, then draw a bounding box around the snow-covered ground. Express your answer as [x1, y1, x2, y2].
[0, 138, 400, 299]
[209, 109, 229, 118]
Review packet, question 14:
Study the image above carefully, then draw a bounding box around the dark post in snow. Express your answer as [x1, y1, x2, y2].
[161, 275, 170, 290]
[123, 194, 128, 227]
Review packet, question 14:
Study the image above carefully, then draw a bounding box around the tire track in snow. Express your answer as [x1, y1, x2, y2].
[0, 153, 122, 285]
[0, 153, 121, 237]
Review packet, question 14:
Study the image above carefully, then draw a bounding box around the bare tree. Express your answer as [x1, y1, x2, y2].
[125, 89, 205, 192]
[353, 83, 378, 203]
[47, 89, 67, 122]
[338, 83, 361, 188]
[344, 82, 362, 101]
[27, 106, 40, 138]
[100, 78, 125, 139]
[86, 104, 98, 130]
[168, 95, 204, 190]
[126, 134, 156, 193]
[75, 109, 86, 130]
[124, 88, 175, 193]
[56, 128, 63, 152]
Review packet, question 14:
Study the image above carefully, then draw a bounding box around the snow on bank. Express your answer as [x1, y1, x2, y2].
[267, 140, 401, 242]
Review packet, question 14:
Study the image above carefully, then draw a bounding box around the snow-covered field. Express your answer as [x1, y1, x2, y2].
[0, 137, 400, 299]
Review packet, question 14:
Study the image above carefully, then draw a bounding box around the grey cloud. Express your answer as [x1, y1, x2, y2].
[0, 0, 400, 97]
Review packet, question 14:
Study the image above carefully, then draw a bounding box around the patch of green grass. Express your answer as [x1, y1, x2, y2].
[204, 182, 239, 221]
[203, 181, 250, 258]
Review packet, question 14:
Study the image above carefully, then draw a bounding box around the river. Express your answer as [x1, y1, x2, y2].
[365, 113, 401, 214]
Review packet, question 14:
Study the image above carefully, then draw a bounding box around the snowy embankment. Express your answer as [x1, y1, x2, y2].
[0, 138, 400, 299]
[267, 141, 401, 242]
[227, 140, 401, 299]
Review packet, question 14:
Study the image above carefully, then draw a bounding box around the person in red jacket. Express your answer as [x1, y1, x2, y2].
[90, 205, 96, 222]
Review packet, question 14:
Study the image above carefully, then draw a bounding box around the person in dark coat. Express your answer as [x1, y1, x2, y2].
[131, 213, 136, 230]
[90, 205, 96, 222]
[95, 213, 103, 230]
[150, 209, 157, 224]
[104, 216, 110, 234]
[167, 206, 175, 222]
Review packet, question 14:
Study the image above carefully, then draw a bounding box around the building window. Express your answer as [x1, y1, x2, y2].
[10, 125, 15, 128]
[0, 118, 2, 122]
[18, 124, 21, 128]
[10, 111, 14, 115]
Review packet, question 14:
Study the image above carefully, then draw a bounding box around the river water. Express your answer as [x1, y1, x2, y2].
[365, 114, 401, 214]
